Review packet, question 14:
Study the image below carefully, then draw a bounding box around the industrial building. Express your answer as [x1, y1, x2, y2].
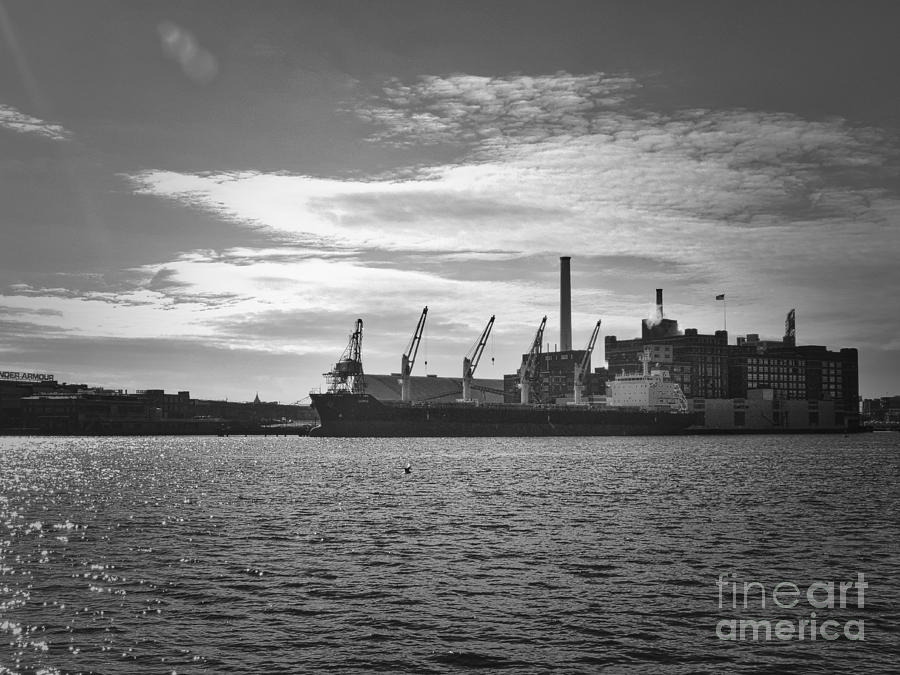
[490, 261, 860, 431]
[605, 290, 860, 431]
[0, 373, 316, 435]
[502, 348, 593, 404]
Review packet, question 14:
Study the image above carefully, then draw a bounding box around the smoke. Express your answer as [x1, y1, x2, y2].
[644, 303, 663, 329]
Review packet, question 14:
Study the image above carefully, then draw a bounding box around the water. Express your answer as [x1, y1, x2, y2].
[1, 434, 898, 673]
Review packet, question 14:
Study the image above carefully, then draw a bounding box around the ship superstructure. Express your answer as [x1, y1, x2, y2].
[606, 347, 689, 412]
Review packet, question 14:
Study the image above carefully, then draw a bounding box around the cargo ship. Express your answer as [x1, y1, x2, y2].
[308, 313, 695, 437]
[309, 391, 694, 437]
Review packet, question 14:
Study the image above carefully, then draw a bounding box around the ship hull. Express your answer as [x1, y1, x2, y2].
[309, 393, 695, 437]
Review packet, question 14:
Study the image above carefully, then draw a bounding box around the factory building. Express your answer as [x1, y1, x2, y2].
[728, 337, 859, 405]
[503, 349, 593, 404]
[605, 291, 860, 431]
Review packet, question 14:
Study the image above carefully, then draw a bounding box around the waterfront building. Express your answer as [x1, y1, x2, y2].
[604, 293, 860, 431]
[1, 374, 315, 435]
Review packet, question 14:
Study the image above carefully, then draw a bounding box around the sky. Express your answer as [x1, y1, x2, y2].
[1, 0, 899, 402]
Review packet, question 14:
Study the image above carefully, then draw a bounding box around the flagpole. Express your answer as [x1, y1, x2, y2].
[716, 293, 727, 332]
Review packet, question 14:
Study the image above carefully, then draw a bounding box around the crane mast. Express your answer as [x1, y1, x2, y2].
[400, 307, 428, 402]
[461, 315, 495, 402]
[518, 316, 547, 404]
[573, 319, 601, 404]
[325, 318, 366, 394]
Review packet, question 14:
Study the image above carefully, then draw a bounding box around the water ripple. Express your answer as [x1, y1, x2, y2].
[0, 434, 898, 672]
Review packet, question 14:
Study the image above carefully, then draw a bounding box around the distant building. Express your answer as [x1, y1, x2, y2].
[1, 375, 316, 435]
[22, 390, 153, 434]
[862, 396, 900, 425]
[137, 389, 193, 419]
[728, 339, 859, 406]
[1, 377, 63, 430]
[605, 291, 860, 431]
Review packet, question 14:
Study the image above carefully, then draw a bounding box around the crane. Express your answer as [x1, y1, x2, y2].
[400, 307, 428, 402]
[573, 319, 602, 404]
[325, 318, 366, 394]
[461, 315, 495, 402]
[518, 316, 547, 404]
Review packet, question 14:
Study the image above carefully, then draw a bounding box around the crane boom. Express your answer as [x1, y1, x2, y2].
[573, 319, 601, 404]
[461, 315, 495, 401]
[404, 307, 428, 372]
[465, 315, 495, 377]
[400, 307, 428, 402]
[518, 316, 547, 404]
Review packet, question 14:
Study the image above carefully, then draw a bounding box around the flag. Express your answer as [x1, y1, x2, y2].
[715, 294, 725, 301]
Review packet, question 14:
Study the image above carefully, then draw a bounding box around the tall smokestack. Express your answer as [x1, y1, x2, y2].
[655, 288, 664, 319]
[560, 256, 572, 351]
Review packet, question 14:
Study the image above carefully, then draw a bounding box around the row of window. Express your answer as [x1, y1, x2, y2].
[747, 358, 800, 367]
[745, 386, 812, 399]
[738, 376, 845, 386]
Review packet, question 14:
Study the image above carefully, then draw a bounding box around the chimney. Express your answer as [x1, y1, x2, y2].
[560, 256, 572, 351]
[655, 288, 664, 319]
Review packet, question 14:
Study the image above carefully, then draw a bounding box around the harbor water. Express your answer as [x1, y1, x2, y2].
[1, 434, 899, 673]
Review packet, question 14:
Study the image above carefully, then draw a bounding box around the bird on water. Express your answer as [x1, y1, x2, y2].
[404, 463, 412, 474]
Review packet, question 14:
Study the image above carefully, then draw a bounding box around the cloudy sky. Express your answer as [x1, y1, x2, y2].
[2, 0, 899, 401]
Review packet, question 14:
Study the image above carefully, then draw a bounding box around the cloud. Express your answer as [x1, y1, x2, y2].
[17, 69, 897, 397]
[0, 104, 72, 141]
[355, 73, 640, 148]
[0, 304, 71, 351]
[147, 267, 190, 292]
[0, 317, 70, 341]
[0, 305, 63, 317]
[125, 102, 899, 292]
[125, 168, 573, 255]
